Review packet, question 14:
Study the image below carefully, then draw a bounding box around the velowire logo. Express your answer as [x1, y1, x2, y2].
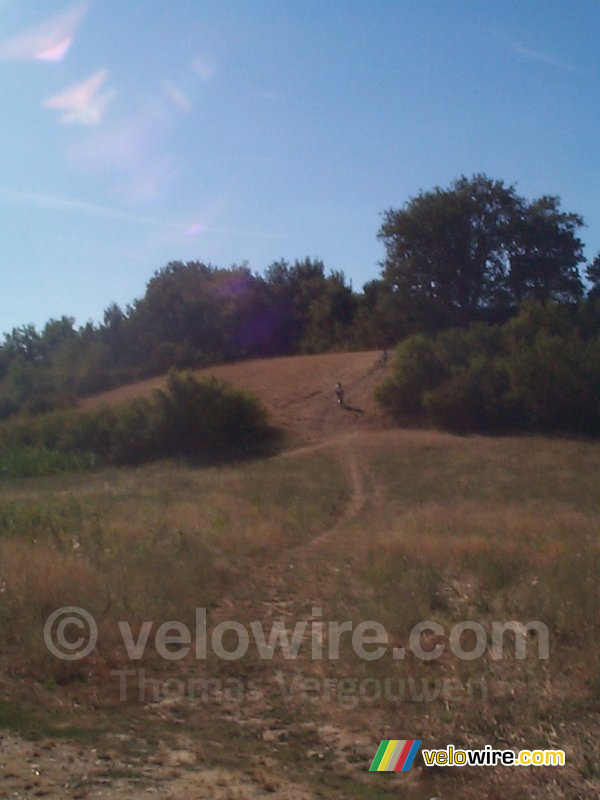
[369, 739, 422, 772]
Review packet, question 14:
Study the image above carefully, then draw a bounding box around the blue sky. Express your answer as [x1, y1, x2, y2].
[1, 0, 599, 334]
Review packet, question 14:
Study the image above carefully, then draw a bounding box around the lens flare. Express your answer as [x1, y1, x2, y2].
[0, 2, 88, 62]
[43, 69, 115, 125]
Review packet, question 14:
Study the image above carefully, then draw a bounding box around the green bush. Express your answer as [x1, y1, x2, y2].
[375, 333, 447, 417]
[0, 371, 272, 474]
[153, 371, 269, 457]
[423, 358, 516, 432]
[376, 303, 600, 435]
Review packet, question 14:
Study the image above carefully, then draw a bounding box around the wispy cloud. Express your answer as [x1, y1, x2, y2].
[496, 31, 582, 74]
[66, 86, 194, 202]
[253, 89, 287, 103]
[190, 55, 216, 82]
[162, 80, 192, 112]
[66, 96, 176, 204]
[0, 187, 283, 239]
[0, 187, 182, 228]
[43, 69, 116, 125]
[0, 1, 88, 62]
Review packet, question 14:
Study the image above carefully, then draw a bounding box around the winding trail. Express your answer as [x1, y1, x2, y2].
[303, 436, 366, 553]
[0, 351, 398, 800]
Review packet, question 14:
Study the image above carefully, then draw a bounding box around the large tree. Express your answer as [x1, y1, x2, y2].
[378, 175, 519, 327]
[378, 175, 585, 328]
[507, 196, 584, 304]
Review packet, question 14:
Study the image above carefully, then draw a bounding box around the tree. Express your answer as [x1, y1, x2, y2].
[301, 271, 356, 352]
[264, 257, 330, 352]
[586, 253, 600, 300]
[41, 316, 76, 352]
[378, 175, 586, 329]
[3, 324, 43, 362]
[508, 196, 584, 305]
[378, 174, 519, 327]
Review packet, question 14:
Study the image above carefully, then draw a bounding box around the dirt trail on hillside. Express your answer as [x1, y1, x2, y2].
[4, 354, 590, 798]
[304, 436, 367, 552]
[80, 351, 389, 444]
[0, 353, 425, 799]
[90, 352, 393, 794]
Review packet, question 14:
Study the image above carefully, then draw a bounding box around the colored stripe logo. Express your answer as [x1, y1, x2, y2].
[369, 739, 422, 772]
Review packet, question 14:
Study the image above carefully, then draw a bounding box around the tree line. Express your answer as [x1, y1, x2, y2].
[2, 173, 600, 420]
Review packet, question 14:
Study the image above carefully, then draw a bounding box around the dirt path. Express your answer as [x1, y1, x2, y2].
[1, 353, 403, 799]
[4, 353, 590, 798]
[303, 436, 367, 553]
[0, 447, 380, 799]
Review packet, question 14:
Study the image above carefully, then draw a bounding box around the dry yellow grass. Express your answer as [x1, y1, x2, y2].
[0, 352, 599, 798]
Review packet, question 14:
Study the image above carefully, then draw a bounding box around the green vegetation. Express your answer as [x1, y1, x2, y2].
[0, 446, 97, 478]
[378, 174, 585, 330]
[0, 259, 359, 417]
[0, 371, 273, 475]
[376, 302, 600, 435]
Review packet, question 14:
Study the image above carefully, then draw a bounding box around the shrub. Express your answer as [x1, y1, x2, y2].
[0, 371, 272, 474]
[153, 371, 269, 457]
[376, 303, 600, 435]
[375, 334, 447, 418]
[423, 358, 515, 432]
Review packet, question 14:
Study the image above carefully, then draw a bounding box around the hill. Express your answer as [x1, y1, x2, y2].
[1, 351, 599, 799]
[79, 350, 388, 443]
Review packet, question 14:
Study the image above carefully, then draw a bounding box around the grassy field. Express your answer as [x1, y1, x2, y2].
[1, 429, 599, 798]
[0, 352, 599, 798]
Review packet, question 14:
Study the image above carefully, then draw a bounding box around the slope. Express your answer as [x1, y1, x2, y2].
[79, 350, 388, 443]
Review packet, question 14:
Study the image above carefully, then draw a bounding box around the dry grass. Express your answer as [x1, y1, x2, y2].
[329, 430, 600, 783]
[1, 419, 599, 797]
[0, 449, 348, 678]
